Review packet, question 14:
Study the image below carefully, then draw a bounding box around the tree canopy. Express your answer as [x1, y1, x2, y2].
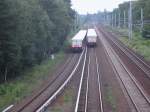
[0, 0, 75, 82]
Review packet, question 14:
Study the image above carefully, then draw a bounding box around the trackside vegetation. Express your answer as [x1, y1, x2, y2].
[119, 31, 150, 61]
[0, 51, 65, 111]
[105, 87, 116, 112]
[0, 0, 75, 82]
[108, 27, 150, 61]
[48, 88, 74, 112]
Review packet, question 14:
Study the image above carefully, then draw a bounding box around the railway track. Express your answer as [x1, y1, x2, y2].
[7, 49, 86, 112]
[96, 27, 150, 112]
[99, 26, 150, 96]
[74, 47, 103, 112]
[99, 26, 150, 86]
[102, 27, 150, 78]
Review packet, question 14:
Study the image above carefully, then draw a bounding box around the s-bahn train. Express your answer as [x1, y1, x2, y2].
[86, 29, 97, 46]
[71, 28, 97, 52]
[71, 30, 87, 52]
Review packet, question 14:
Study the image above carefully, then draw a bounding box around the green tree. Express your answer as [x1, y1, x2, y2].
[0, 0, 21, 82]
[0, 0, 75, 82]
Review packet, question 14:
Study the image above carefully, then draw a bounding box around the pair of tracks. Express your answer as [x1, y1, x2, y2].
[74, 47, 103, 112]
[104, 27, 150, 78]
[97, 26, 150, 112]
[7, 50, 85, 112]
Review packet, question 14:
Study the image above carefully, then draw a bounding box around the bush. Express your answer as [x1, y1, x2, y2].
[142, 25, 150, 38]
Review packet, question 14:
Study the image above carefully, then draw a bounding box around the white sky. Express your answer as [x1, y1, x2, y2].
[71, 0, 130, 14]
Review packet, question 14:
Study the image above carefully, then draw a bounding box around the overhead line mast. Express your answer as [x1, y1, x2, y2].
[115, 13, 117, 27]
[141, 8, 144, 33]
[118, 11, 121, 28]
[128, 0, 132, 40]
[124, 10, 126, 28]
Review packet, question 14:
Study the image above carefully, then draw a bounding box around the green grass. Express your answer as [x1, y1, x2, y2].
[0, 51, 65, 111]
[49, 88, 74, 112]
[63, 89, 73, 103]
[119, 32, 150, 61]
[106, 26, 150, 61]
[50, 107, 62, 112]
[105, 87, 117, 112]
[106, 26, 128, 36]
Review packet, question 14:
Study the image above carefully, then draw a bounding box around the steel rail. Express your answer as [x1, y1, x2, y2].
[94, 49, 104, 112]
[2, 105, 14, 112]
[84, 50, 90, 112]
[117, 49, 150, 105]
[100, 26, 150, 104]
[106, 29, 150, 77]
[97, 27, 150, 112]
[113, 38, 150, 76]
[75, 47, 104, 112]
[109, 30, 150, 69]
[37, 48, 86, 112]
[102, 42, 140, 112]
[74, 47, 87, 112]
[108, 45, 150, 112]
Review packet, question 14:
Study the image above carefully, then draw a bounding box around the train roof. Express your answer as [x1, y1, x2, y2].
[72, 30, 87, 41]
[87, 29, 97, 37]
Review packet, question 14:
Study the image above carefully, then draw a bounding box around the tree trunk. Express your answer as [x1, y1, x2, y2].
[4, 67, 8, 83]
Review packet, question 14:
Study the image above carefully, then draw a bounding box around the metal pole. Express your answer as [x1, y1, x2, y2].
[141, 8, 144, 33]
[124, 10, 126, 28]
[74, 13, 78, 30]
[128, 1, 132, 40]
[130, 1, 133, 39]
[112, 13, 114, 27]
[108, 14, 109, 25]
[128, 9, 130, 38]
[105, 12, 106, 24]
[118, 11, 121, 28]
[109, 14, 111, 26]
[105, 11, 107, 25]
[76, 14, 79, 28]
[107, 14, 109, 25]
[115, 13, 117, 27]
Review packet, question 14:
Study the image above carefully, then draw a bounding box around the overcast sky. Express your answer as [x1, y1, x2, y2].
[71, 0, 130, 14]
